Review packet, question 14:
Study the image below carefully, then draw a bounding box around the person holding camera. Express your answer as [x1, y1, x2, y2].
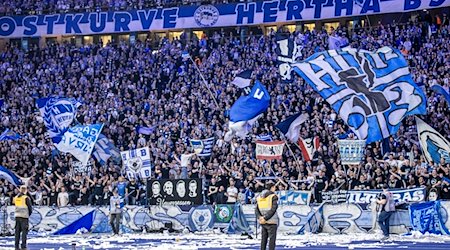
[109, 189, 122, 235]
[376, 184, 396, 240]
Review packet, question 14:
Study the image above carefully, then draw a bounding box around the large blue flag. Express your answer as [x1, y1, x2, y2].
[0, 165, 22, 186]
[36, 97, 81, 143]
[224, 81, 270, 141]
[431, 84, 450, 105]
[92, 134, 121, 165]
[416, 117, 450, 164]
[409, 201, 450, 235]
[291, 47, 426, 144]
[56, 124, 103, 166]
[0, 128, 21, 141]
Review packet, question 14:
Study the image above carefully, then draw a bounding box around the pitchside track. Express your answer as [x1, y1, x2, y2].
[1, 233, 450, 249]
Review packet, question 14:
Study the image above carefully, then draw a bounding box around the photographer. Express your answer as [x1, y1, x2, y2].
[376, 184, 396, 240]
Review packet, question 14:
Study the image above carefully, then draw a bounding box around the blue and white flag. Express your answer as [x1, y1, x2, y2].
[328, 35, 349, 50]
[0, 128, 21, 141]
[255, 134, 272, 142]
[416, 117, 450, 164]
[275, 113, 309, 142]
[136, 126, 155, 135]
[190, 137, 215, 157]
[181, 51, 190, 60]
[0, 165, 22, 186]
[291, 46, 426, 144]
[56, 124, 103, 166]
[92, 134, 121, 165]
[121, 147, 152, 179]
[226, 203, 252, 234]
[36, 97, 82, 143]
[275, 33, 302, 82]
[224, 81, 270, 142]
[409, 201, 450, 235]
[232, 70, 252, 88]
[431, 84, 450, 105]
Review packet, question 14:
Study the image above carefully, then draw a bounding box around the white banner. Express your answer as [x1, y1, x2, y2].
[120, 147, 152, 179]
[0, 0, 448, 38]
[338, 139, 366, 165]
[256, 140, 285, 160]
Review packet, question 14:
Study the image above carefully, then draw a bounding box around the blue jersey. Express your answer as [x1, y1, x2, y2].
[117, 182, 127, 197]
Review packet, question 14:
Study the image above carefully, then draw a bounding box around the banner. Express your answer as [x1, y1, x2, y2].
[92, 134, 121, 165]
[298, 137, 319, 162]
[347, 188, 426, 204]
[321, 190, 349, 204]
[121, 147, 152, 179]
[190, 137, 215, 157]
[409, 201, 450, 235]
[292, 47, 427, 144]
[0, 165, 22, 186]
[255, 140, 285, 160]
[416, 117, 450, 164]
[277, 190, 311, 206]
[71, 160, 93, 176]
[1, 1, 447, 38]
[0, 128, 21, 141]
[147, 178, 202, 206]
[338, 140, 366, 165]
[214, 204, 234, 224]
[56, 124, 103, 166]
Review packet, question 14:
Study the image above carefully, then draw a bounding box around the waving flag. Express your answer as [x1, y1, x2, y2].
[291, 46, 426, 144]
[0, 128, 21, 141]
[232, 70, 252, 88]
[431, 84, 450, 105]
[275, 113, 309, 142]
[224, 81, 270, 142]
[416, 117, 450, 164]
[256, 141, 285, 160]
[0, 165, 22, 186]
[36, 97, 81, 143]
[56, 124, 103, 166]
[298, 137, 320, 162]
[275, 33, 302, 82]
[328, 35, 349, 50]
[92, 134, 121, 165]
[121, 147, 152, 179]
[190, 137, 215, 157]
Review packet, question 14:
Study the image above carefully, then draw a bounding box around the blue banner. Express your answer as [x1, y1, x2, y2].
[431, 84, 450, 105]
[409, 201, 450, 235]
[56, 124, 103, 166]
[1, 0, 448, 38]
[227, 203, 252, 234]
[92, 134, 121, 165]
[292, 47, 427, 144]
[277, 190, 311, 206]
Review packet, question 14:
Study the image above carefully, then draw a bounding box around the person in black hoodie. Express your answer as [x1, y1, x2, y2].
[256, 183, 279, 250]
[13, 185, 33, 250]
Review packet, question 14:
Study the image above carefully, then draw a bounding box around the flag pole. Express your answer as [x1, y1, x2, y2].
[188, 55, 220, 108]
[277, 131, 303, 171]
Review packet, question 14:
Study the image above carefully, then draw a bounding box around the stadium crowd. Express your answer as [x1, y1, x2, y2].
[0, 10, 450, 207]
[0, 0, 248, 15]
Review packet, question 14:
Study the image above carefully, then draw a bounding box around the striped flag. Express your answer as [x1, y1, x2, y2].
[298, 137, 320, 162]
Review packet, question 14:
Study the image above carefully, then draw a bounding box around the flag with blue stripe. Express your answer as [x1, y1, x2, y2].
[56, 124, 103, 166]
[190, 137, 215, 157]
[136, 126, 155, 135]
[416, 117, 450, 164]
[224, 81, 270, 141]
[92, 134, 121, 165]
[275, 33, 303, 82]
[291, 47, 426, 144]
[0, 128, 21, 141]
[431, 84, 450, 105]
[232, 70, 252, 88]
[36, 97, 81, 143]
[409, 201, 450, 235]
[275, 113, 308, 142]
[121, 147, 152, 179]
[0, 165, 22, 186]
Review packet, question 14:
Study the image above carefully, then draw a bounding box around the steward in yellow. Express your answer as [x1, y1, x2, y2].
[255, 183, 278, 250]
[13, 185, 32, 250]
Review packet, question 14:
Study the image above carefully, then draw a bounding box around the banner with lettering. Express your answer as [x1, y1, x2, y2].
[147, 178, 202, 206]
[409, 201, 450, 235]
[347, 188, 426, 204]
[1, 0, 448, 38]
[71, 160, 93, 176]
[255, 140, 285, 160]
[277, 190, 311, 206]
[338, 140, 366, 165]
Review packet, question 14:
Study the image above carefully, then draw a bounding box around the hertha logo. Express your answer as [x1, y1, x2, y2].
[194, 5, 219, 27]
